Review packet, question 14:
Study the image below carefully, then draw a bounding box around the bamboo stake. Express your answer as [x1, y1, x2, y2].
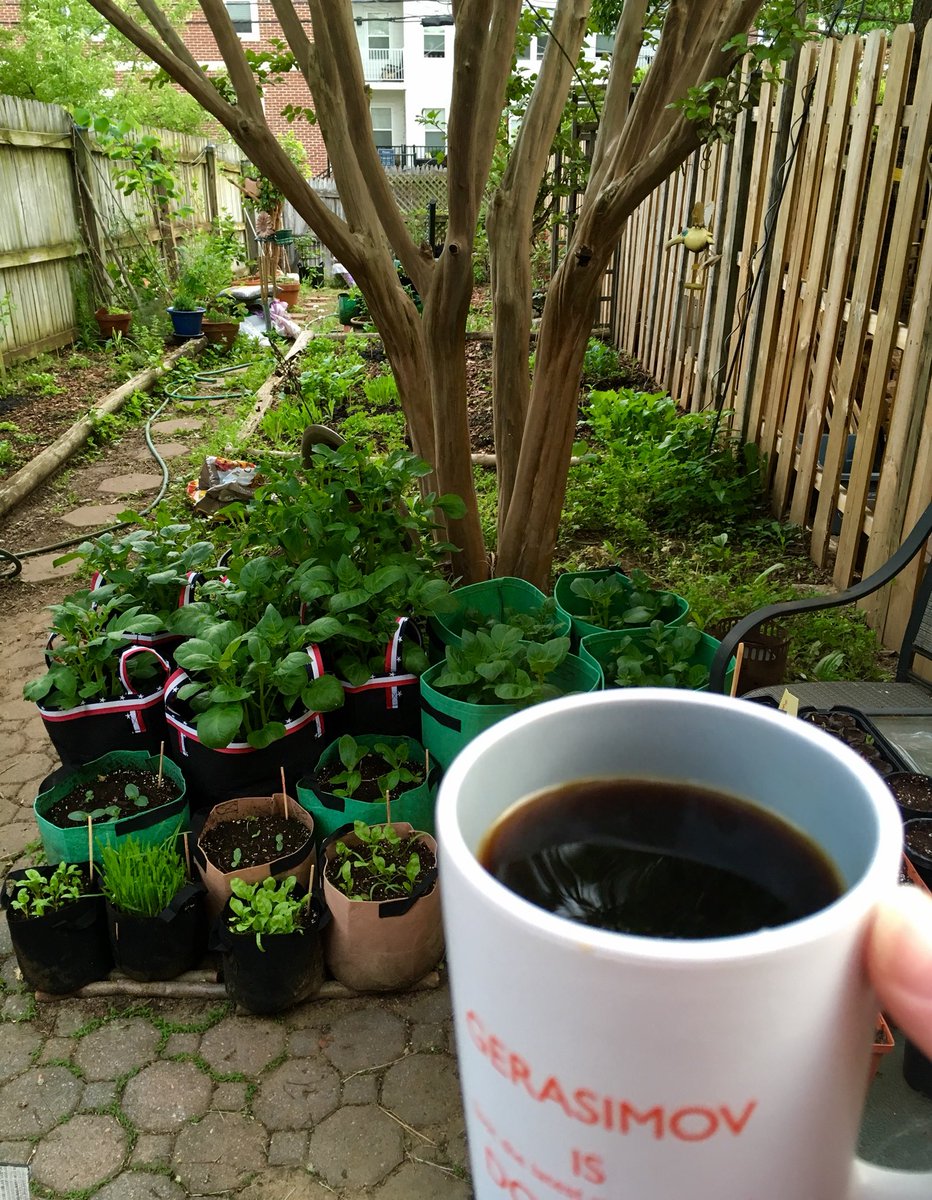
[86, 816, 94, 881]
[157, 741, 165, 787]
[729, 643, 746, 698]
[385, 788, 391, 826]
[425, 749, 430, 777]
[280, 766, 287, 819]
[182, 831, 191, 878]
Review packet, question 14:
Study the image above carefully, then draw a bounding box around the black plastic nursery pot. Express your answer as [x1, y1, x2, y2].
[885, 773, 932, 823]
[105, 881, 207, 982]
[903, 1038, 932, 1099]
[1, 866, 112, 994]
[903, 819, 932, 890]
[210, 893, 327, 1015]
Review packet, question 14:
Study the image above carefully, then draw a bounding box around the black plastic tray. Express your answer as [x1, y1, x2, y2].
[798, 705, 910, 776]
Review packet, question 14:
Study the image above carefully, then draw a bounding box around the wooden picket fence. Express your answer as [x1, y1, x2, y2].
[610, 26, 932, 654]
[0, 94, 246, 364]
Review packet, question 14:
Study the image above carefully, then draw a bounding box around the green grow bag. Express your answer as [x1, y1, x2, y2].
[430, 577, 571, 649]
[296, 734, 439, 844]
[579, 628, 734, 694]
[34, 750, 189, 866]
[554, 568, 689, 645]
[337, 292, 360, 323]
[420, 654, 602, 769]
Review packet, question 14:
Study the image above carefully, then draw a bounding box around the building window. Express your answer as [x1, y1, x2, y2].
[371, 105, 393, 149]
[225, 0, 256, 37]
[422, 108, 446, 153]
[368, 18, 390, 53]
[595, 33, 614, 57]
[535, 32, 549, 59]
[424, 29, 445, 57]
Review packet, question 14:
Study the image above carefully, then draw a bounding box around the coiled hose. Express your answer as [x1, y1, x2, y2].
[0, 362, 252, 580]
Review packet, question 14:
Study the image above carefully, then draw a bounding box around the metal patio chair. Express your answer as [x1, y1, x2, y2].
[708, 501, 932, 711]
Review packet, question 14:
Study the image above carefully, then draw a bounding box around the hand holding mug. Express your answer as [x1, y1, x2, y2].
[869, 886, 932, 1055]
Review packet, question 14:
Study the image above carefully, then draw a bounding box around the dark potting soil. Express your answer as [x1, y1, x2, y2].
[46, 770, 182, 828]
[905, 823, 932, 861]
[802, 713, 898, 776]
[199, 813, 312, 873]
[888, 776, 932, 813]
[315, 752, 426, 804]
[325, 835, 436, 902]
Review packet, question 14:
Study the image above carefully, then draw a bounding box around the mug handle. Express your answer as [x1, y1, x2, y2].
[851, 1161, 932, 1197]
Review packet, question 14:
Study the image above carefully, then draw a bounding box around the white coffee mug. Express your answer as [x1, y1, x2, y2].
[437, 689, 931, 1200]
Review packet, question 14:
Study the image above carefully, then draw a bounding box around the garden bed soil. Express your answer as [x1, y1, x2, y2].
[198, 812, 312, 872]
[0, 353, 131, 482]
[45, 768, 182, 826]
[801, 710, 902, 776]
[314, 751, 427, 804]
[324, 833, 436, 902]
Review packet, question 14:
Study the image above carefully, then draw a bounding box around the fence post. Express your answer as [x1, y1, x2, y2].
[205, 143, 219, 224]
[151, 147, 178, 280]
[71, 125, 108, 307]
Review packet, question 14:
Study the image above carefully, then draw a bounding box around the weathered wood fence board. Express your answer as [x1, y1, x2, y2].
[0, 94, 245, 363]
[611, 26, 932, 653]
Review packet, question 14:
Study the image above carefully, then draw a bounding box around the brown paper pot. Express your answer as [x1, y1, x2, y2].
[322, 823, 443, 992]
[195, 794, 316, 921]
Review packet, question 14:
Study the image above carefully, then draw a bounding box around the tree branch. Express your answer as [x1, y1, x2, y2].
[589, 0, 649, 178]
[134, 0, 206, 77]
[199, 0, 264, 120]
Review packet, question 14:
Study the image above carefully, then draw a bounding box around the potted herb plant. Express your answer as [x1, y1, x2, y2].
[33, 748, 188, 866]
[167, 231, 234, 339]
[1, 862, 112, 994]
[274, 273, 300, 310]
[23, 588, 170, 767]
[296, 733, 439, 844]
[321, 820, 443, 992]
[101, 830, 206, 981]
[211, 875, 327, 1014]
[430, 577, 570, 650]
[419, 625, 601, 768]
[579, 621, 733, 692]
[554, 568, 689, 644]
[164, 603, 344, 807]
[194, 789, 316, 920]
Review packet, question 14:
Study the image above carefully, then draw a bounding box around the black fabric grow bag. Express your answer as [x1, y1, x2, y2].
[323, 617, 424, 742]
[210, 892, 328, 1014]
[2, 867, 111, 994]
[105, 881, 207, 981]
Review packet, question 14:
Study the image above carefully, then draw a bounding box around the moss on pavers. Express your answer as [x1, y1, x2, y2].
[198, 1016, 285, 1077]
[29, 1112, 128, 1192]
[72, 1017, 161, 1081]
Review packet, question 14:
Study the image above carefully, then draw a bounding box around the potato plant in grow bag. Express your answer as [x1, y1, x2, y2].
[431, 626, 572, 707]
[603, 622, 711, 689]
[569, 570, 680, 631]
[172, 603, 344, 748]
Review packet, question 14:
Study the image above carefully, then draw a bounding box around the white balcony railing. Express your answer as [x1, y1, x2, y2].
[363, 47, 404, 82]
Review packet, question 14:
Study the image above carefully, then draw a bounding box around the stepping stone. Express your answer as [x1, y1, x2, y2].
[18, 552, 80, 583]
[150, 417, 202, 435]
[97, 473, 162, 495]
[61, 503, 129, 528]
[135, 442, 189, 461]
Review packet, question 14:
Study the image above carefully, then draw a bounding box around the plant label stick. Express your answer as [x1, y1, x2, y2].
[182, 831, 191, 877]
[385, 788, 391, 826]
[280, 766, 287, 819]
[730, 642, 746, 698]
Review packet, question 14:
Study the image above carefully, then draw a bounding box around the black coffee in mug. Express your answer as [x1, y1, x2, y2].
[478, 778, 843, 939]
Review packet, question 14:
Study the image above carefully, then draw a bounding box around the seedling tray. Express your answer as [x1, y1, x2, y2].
[798, 706, 910, 777]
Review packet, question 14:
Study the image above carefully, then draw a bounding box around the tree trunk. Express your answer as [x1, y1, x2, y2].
[496, 252, 605, 587]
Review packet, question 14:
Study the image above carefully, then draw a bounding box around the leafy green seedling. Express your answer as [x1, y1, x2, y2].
[231, 847, 242, 868]
[433, 625, 570, 707]
[332, 820, 424, 901]
[124, 783, 149, 809]
[8, 862, 85, 918]
[604, 621, 710, 690]
[228, 874, 310, 949]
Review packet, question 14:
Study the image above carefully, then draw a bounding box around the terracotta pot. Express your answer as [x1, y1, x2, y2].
[194, 793, 316, 920]
[869, 1013, 894, 1083]
[321, 822, 443, 992]
[201, 318, 240, 348]
[95, 308, 132, 339]
[275, 281, 300, 310]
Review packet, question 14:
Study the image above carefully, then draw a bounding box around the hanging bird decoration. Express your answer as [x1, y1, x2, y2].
[665, 201, 715, 253]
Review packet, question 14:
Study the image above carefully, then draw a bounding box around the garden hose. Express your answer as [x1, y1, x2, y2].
[0, 360, 255, 578]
